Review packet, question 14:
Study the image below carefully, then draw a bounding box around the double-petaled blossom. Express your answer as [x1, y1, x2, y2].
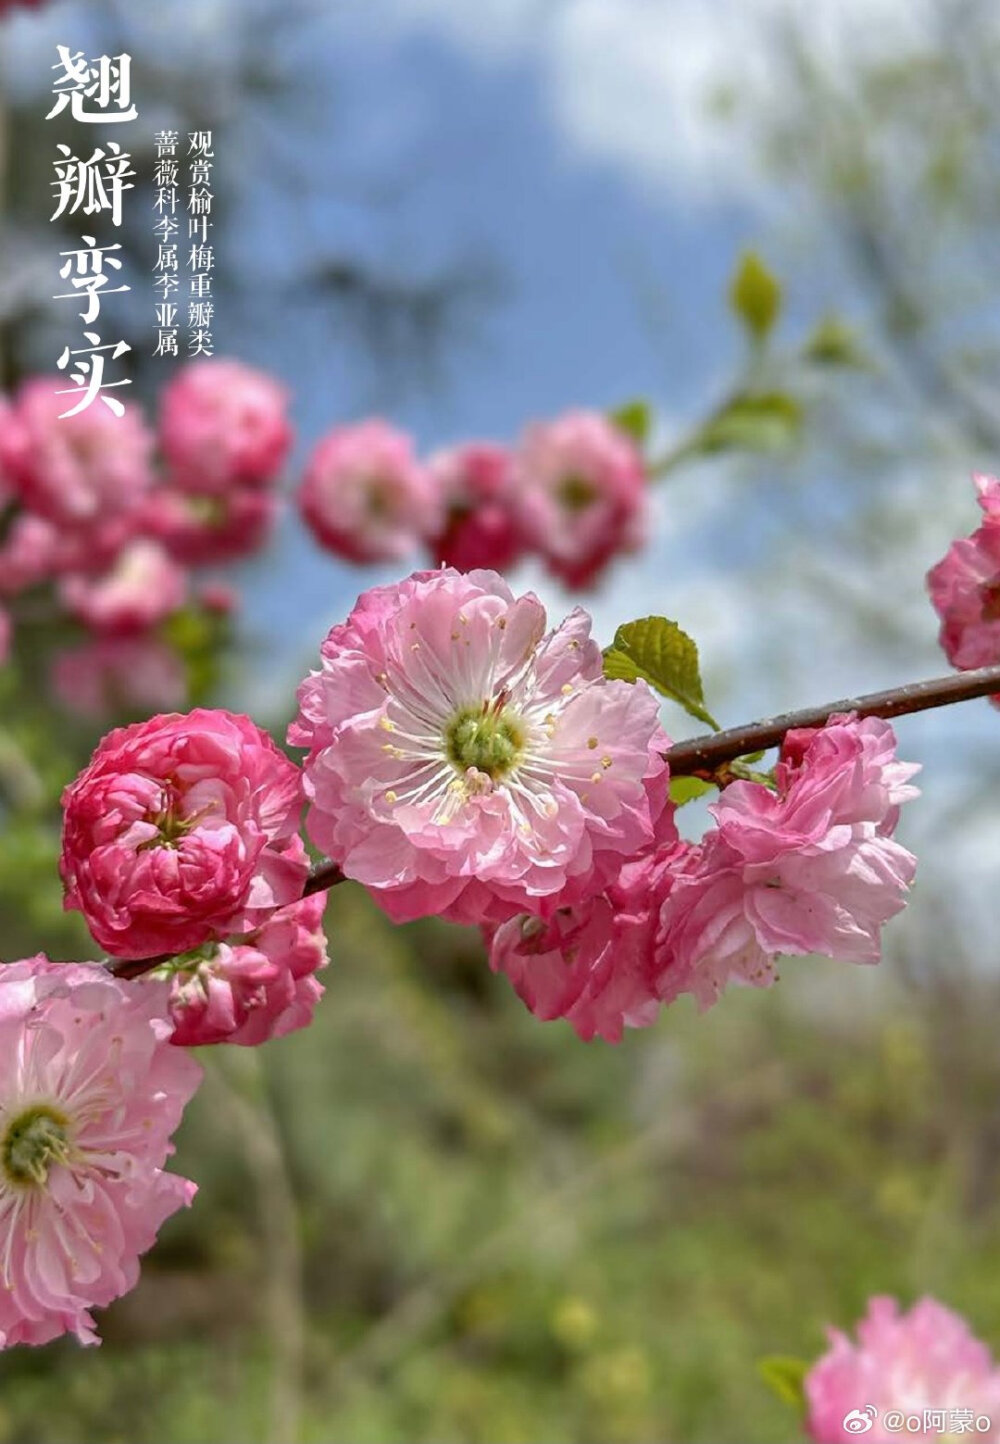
[805, 1296, 1000, 1443]
[291, 568, 672, 927]
[298, 420, 440, 564]
[0, 957, 201, 1350]
[511, 410, 646, 588]
[50, 638, 187, 721]
[425, 443, 525, 574]
[486, 839, 687, 1042]
[60, 710, 307, 960]
[927, 472, 1000, 673]
[168, 892, 328, 1047]
[655, 714, 920, 1010]
[0, 378, 154, 528]
[158, 359, 293, 495]
[142, 485, 278, 567]
[59, 540, 187, 636]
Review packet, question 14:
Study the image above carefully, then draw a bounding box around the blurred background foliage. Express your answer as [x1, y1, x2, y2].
[3, 0, 1000, 1441]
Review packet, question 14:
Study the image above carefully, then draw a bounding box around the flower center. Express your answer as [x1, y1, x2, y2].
[980, 579, 1000, 622]
[445, 704, 526, 781]
[1, 1104, 72, 1188]
[557, 473, 598, 513]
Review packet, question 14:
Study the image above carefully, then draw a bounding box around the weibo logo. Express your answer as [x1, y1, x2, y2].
[842, 1406, 878, 1434]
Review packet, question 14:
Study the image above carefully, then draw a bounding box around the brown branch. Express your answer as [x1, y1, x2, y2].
[107, 662, 1000, 981]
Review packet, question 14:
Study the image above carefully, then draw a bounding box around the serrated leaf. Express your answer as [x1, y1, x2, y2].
[609, 399, 652, 446]
[758, 1356, 809, 1415]
[697, 392, 802, 455]
[669, 775, 714, 806]
[603, 617, 719, 731]
[730, 251, 781, 342]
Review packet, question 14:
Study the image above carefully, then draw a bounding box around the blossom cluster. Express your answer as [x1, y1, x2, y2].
[297, 410, 647, 589]
[804, 1296, 1000, 1442]
[0, 361, 292, 715]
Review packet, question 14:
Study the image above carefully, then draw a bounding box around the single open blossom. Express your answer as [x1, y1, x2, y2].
[425, 443, 525, 573]
[511, 410, 646, 588]
[298, 420, 440, 564]
[805, 1296, 1000, 1443]
[0, 378, 154, 527]
[51, 637, 187, 720]
[487, 838, 687, 1041]
[291, 568, 672, 926]
[655, 715, 920, 1010]
[158, 359, 293, 495]
[928, 473, 1000, 672]
[0, 957, 201, 1349]
[168, 891, 328, 1047]
[59, 540, 187, 635]
[61, 709, 307, 960]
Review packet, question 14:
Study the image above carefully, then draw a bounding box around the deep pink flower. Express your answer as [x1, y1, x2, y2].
[61, 709, 307, 960]
[655, 715, 919, 1010]
[298, 420, 440, 564]
[291, 568, 672, 926]
[168, 891, 327, 1047]
[928, 473, 1000, 671]
[60, 540, 187, 635]
[142, 485, 278, 566]
[50, 638, 187, 720]
[511, 411, 646, 588]
[805, 1296, 1000, 1442]
[158, 359, 293, 495]
[487, 839, 687, 1042]
[0, 378, 154, 527]
[425, 443, 525, 573]
[0, 957, 201, 1350]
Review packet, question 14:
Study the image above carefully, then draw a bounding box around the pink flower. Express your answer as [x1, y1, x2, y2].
[168, 892, 328, 1047]
[487, 839, 687, 1042]
[805, 1296, 1000, 1442]
[158, 359, 293, 495]
[0, 956, 201, 1349]
[655, 715, 920, 1010]
[511, 411, 646, 588]
[60, 540, 187, 635]
[50, 637, 187, 720]
[290, 568, 672, 926]
[0, 513, 64, 596]
[0, 378, 154, 527]
[298, 420, 440, 564]
[61, 709, 307, 960]
[425, 443, 525, 573]
[142, 485, 278, 566]
[928, 474, 1000, 671]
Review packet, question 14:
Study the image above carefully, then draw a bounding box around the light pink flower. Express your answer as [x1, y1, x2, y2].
[928, 474, 1000, 671]
[655, 715, 919, 1010]
[60, 540, 187, 635]
[805, 1296, 1000, 1442]
[142, 485, 278, 566]
[168, 892, 328, 1047]
[290, 568, 672, 926]
[511, 411, 646, 588]
[61, 709, 307, 960]
[487, 839, 687, 1042]
[425, 443, 524, 573]
[50, 637, 187, 720]
[0, 956, 201, 1350]
[0, 378, 154, 527]
[158, 359, 293, 495]
[298, 420, 440, 564]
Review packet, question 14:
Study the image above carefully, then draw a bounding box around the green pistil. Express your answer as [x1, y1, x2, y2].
[445, 705, 525, 781]
[557, 473, 598, 513]
[1, 1105, 72, 1188]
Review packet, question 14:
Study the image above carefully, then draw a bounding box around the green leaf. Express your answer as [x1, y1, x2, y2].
[603, 617, 719, 731]
[697, 392, 802, 455]
[609, 399, 652, 446]
[669, 775, 714, 806]
[758, 1356, 809, 1415]
[730, 251, 781, 342]
[803, 315, 869, 368]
